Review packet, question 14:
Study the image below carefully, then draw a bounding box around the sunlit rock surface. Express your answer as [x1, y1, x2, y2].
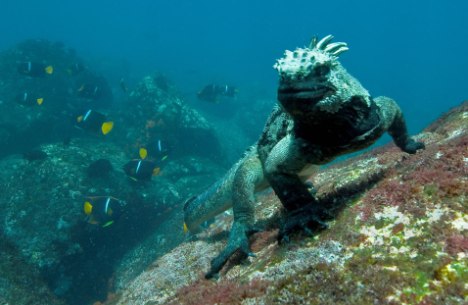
[110, 101, 467, 305]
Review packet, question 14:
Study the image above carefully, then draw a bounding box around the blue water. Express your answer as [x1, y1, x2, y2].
[1, 2, 466, 304]
[1, 0, 466, 134]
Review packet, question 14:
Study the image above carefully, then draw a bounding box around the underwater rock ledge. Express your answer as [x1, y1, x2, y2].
[0, 137, 224, 305]
[109, 101, 467, 305]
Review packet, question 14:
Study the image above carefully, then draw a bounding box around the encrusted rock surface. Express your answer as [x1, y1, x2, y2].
[108, 101, 467, 305]
[0, 137, 223, 305]
[0, 234, 66, 305]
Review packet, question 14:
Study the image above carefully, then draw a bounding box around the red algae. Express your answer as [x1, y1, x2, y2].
[111, 101, 467, 305]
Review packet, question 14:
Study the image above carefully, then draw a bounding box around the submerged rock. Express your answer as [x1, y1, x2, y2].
[0, 137, 223, 305]
[23, 148, 49, 161]
[0, 39, 113, 158]
[111, 101, 467, 305]
[0, 233, 66, 305]
[118, 75, 223, 161]
[87, 158, 113, 178]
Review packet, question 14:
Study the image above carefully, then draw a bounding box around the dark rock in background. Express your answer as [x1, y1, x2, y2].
[87, 158, 114, 178]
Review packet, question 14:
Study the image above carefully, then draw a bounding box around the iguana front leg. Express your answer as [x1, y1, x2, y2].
[206, 155, 263, 278]
[375, 96, 425, 153]
[263, 135, 329, 242]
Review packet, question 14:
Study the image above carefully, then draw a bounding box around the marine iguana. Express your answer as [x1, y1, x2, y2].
[183, 35, 425, 278]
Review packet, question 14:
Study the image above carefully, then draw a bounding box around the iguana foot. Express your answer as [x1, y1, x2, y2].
[402, 139, 425, 154]
[278, 203, 329, 243]
[205, 222, 257, 279]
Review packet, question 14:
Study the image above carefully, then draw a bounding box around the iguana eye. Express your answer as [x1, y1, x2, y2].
[313, 64, 330, 76]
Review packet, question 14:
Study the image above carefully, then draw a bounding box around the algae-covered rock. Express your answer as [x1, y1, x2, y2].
[0, 137, 224, 305]
[0, 43, 231, 304]
[0, 139, 135, 304]
[110, 101, 467, 305]
[0, 234, 66, 305]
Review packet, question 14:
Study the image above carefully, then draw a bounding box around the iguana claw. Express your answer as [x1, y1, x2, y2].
[278, 204, 329, 244]
[205, 222, 253, 279]
[402, 139, 425, 154]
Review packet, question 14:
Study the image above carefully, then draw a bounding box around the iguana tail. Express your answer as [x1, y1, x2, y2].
[183, 162, 240, 233]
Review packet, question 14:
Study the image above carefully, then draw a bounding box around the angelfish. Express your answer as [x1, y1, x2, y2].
[16, 91, 44, 106]
[76, 109, 114, 135]
[17, 61, 53, 77]
[83, 196, 127, 227]
[123, 159, 160, 182]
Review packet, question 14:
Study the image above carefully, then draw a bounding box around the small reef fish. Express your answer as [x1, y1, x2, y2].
[76, 109, 114, 135]
[123, 159, 160, 182]
[139, 139, 168, 161]
[83, 196, 126, 228]
[67, 62, 85, 76]
[197, 84, 238, 103]
[17, 61, 53, 77]
[139, 147, 148, 159]
[16, 92, 44, 106]
[77, 83, 101, 100]
[126, 143, 168, 182]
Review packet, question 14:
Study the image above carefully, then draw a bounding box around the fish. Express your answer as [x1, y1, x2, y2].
[17, 61, 53, 77]
[133, 141, 168, 180]
[123, 159, 160, 182]
[76, 109, 114, 135]
[139, 147, 148, 159]
[16, 91, 44, 106]
[197, 84, 238, 103]
[77, 83, 101, 100]
[83, 196, 126, 227]
[66, 62, 85, 76]
[139, 139, 168, 161]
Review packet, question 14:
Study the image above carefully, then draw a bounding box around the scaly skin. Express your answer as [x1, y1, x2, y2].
[183, 35, 425, 278]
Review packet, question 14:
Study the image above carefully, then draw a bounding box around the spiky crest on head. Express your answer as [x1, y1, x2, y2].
[273, 35, 349, 80]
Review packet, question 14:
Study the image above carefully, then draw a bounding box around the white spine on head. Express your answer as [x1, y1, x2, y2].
[273, 34, 371, 113]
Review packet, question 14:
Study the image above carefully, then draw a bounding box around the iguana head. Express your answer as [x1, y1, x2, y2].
[274, 35, 364, 115]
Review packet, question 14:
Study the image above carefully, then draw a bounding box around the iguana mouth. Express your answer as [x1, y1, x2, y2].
[278, 85, 335, 100]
